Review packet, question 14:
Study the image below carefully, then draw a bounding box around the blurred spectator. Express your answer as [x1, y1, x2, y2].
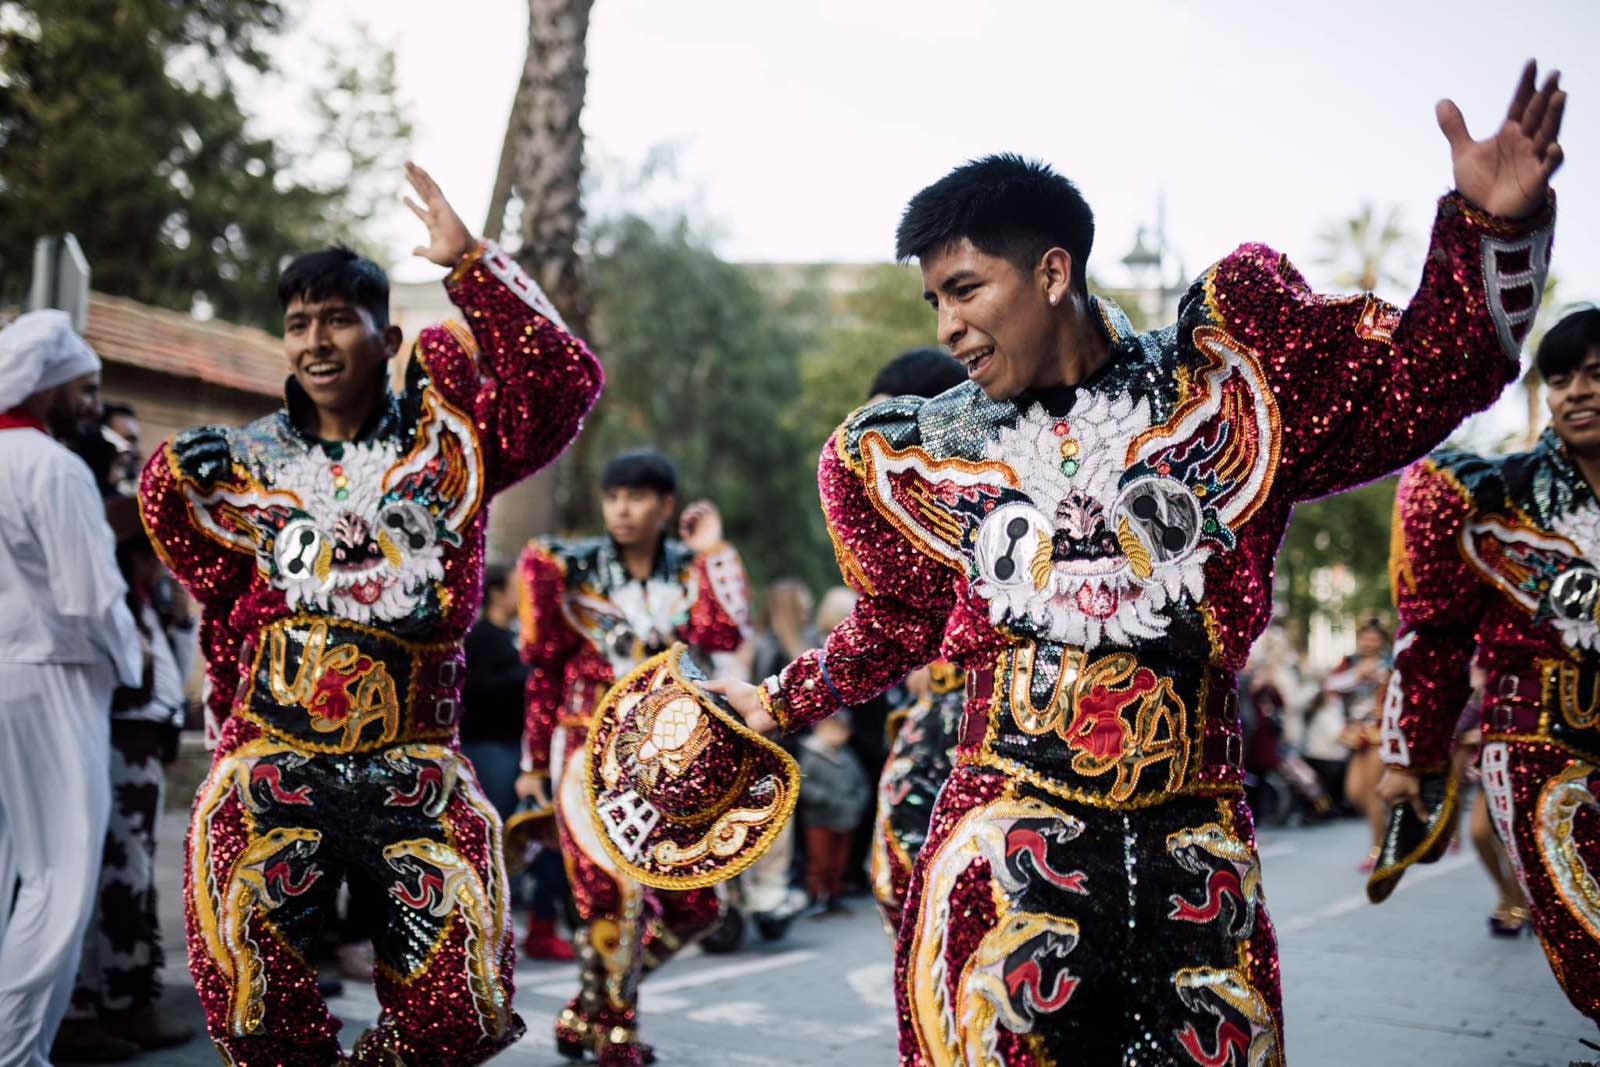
[0, 311, 143, 1065]
[811, 586, 904, 891]
[1241, 624, 1330, 823]
[740, 580, 818, 941]
[798, 712, 870, 916]
[866, 347, 966, 403]
[101, 402, 143, 498]
[1324, 618, 1393, 871]
[463, 563, 528, 816]
[56, 503, 197, 1057]
[750, 579, 817, 683]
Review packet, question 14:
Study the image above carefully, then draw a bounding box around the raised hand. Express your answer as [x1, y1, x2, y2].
[679, 499, 724, 554]
[404, 161, 477, 267]
[1439, 60, 1565, 219]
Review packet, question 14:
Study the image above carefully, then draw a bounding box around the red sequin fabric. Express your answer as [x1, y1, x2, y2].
[1388, 431, 1600, 1024]
[758, 193, 1553, 1062]
[516, 534, 749, 1059]
[137, 240, 602, 1063]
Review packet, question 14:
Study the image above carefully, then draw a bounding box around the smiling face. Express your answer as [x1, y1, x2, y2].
[919, 239, 1068, 401]
[283, 295, 397, 430]
[1546, 347, 1600, 456]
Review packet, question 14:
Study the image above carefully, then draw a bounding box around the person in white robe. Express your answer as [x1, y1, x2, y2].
[0, 310, 143, 1067]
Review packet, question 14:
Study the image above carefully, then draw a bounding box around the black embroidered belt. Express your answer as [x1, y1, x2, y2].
[1487, 660, 1600, 764]
[235, 616, 465, 754]
[958, 642, 1241, 809]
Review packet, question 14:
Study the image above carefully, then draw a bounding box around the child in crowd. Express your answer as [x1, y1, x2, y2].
[797, 712, 870, 916]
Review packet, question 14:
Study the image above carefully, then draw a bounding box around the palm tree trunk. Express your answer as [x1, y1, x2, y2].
[485, 0, 595, 559]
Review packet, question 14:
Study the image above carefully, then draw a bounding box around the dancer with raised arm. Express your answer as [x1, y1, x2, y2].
[138, 163, 603, 1065]
[700, 63, 1565, 1064]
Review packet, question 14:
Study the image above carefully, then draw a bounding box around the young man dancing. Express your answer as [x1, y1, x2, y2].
[706, 64, 1564, 1063]
[138, 163, 603, 1065]
[517, 450, 750, 1065]
[1378, 307, 1600, 1060]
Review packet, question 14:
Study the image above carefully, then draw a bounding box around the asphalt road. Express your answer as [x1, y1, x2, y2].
[66, 807, 1596, 1066]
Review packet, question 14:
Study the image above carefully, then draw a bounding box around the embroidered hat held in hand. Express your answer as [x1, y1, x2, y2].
[585, 644, 799, 889]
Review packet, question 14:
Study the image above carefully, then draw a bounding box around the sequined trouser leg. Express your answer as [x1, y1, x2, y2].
[1483, 741, 1600, 1026]
[185, 726, 523, 1066]
[553, 737, 722, 1060]
[894, 765, 1284, 1067]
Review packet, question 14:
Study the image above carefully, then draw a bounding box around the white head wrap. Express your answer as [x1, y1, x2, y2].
[0, 309, 101, 410]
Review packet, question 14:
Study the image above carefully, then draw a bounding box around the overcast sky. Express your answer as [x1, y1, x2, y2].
[278, 0, 1597, 311]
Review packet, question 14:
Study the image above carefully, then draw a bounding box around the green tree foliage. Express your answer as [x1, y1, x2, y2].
[0, 1, 409, 328]
[1275, 477, 1399, 639]
[566, 213, 826, 591]
[788, 263, 934, 456]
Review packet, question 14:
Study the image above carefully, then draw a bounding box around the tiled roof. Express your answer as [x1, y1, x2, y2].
[85, 291, 284, 397]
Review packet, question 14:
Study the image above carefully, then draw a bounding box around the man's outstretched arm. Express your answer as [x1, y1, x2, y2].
[706, 430, 956, 732]
[404, 162, 604, 494]
[1199, 61, 1565, 501]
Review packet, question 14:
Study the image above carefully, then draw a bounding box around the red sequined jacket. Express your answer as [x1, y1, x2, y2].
[1386, 430, 1600, 773]
[139, 242, 604, 743]
[760, 194, 1553, 807]
[517, 535, 751, 773]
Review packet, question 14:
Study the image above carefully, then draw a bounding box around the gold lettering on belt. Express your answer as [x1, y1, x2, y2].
[267, 621, 401, 750]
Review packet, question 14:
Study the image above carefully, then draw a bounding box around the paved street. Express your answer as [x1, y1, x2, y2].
[78, 809, 1595, 1066]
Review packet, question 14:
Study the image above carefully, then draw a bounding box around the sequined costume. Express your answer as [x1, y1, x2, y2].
[518, 533, 750, 1064]
[872, 661, 966, 932]
[1386, 431, 1600, 1028]
[754, 193, 1554, 1064]
[137, 242, 603, 1066]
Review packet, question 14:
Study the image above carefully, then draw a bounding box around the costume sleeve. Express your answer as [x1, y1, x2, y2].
[1381, 458, 1485, 773]
[1200, 192, 1553, 500]
[763, 432, 958, 731]
[137, 430, 257, 605]
[416, 241, 604, 496]
[680, 543, 753, 653]
[517, 542, 580, 774]
[138, 432, 261, 740]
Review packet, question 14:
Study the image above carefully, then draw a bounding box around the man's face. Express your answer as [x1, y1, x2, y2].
[1546, 348, 1600, 455]
[283, 294, 395, 417]
[602, 486, 674, 549]
[106, 412, 140, 453]
[920, 239, 1055, 401]
[45, 370, 102, 439]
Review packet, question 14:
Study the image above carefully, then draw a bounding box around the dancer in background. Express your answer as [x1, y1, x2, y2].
[518, 449, 750, 1066]
[1379, 307, 1600, 1056]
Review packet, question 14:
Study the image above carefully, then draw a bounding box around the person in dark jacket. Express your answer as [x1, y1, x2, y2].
[797, 712, 870, 915]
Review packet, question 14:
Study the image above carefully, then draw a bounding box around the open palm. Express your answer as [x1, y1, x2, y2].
[1441, 61, 1565, 220]
[405, 161, 476, 267]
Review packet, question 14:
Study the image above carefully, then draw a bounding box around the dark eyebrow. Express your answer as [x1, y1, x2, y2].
[923, 270, 980, 305]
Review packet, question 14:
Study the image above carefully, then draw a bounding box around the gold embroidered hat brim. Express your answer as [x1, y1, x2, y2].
[584, 644, 800, 890]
